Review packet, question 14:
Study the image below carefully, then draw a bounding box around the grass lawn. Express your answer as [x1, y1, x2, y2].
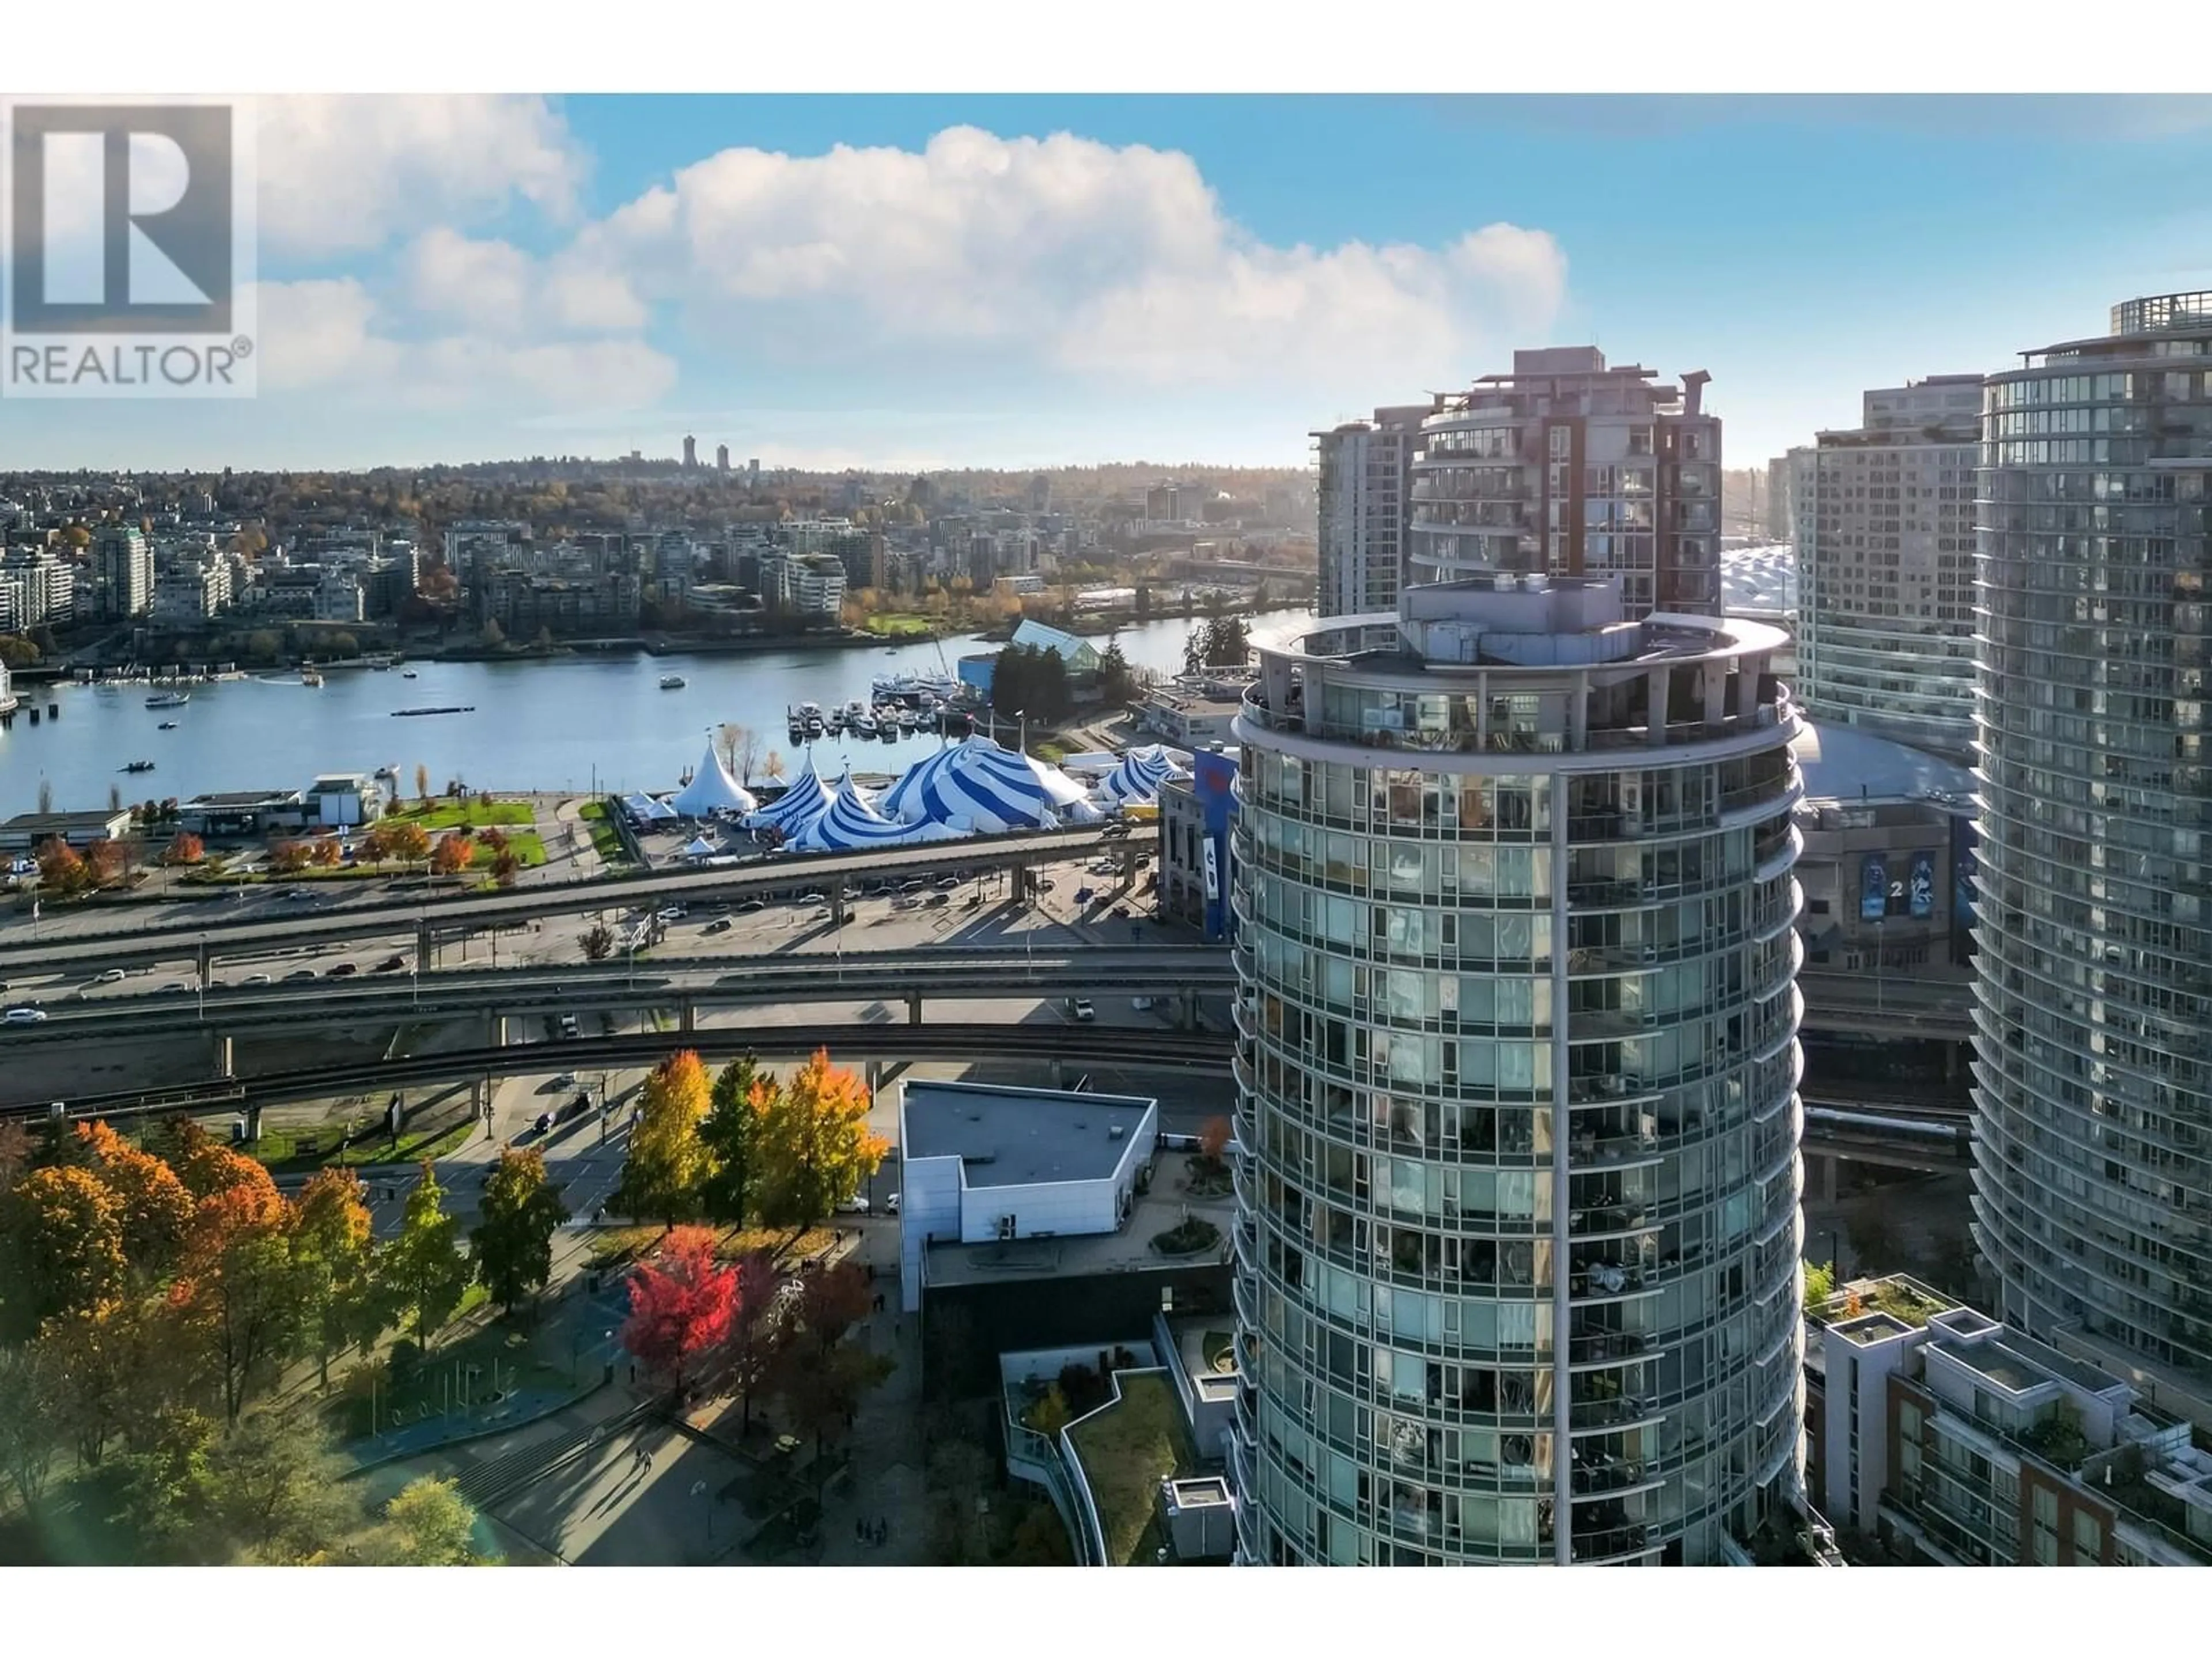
[385, 798, 536, 831]
[577, 800, 628, 864]
[328, 1308, 566, 1441]
[1065, 1372, 1194, 1566]
[465, 831, 546, 870]
[862, 613, 937, 638]
[253, 1112, 475, 1173]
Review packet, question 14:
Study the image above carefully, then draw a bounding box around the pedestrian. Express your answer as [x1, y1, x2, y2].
[855, 1518, 866, 1546]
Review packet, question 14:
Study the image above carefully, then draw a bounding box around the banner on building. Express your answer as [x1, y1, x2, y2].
[1203, 837, 1219, 901]
[1860, 854, 1888, 923]
[1909, 851, 1936, 919]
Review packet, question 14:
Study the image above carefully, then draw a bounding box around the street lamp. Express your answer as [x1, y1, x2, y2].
[1013, 707, 1027, 757]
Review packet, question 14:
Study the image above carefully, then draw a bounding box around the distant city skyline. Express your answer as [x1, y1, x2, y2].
[3, 94, 2210, 474]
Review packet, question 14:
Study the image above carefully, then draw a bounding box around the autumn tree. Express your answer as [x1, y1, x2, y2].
[365, 819, 432, 864]
[268, 839, 310, 876]
[777, 1339, 894, 1483]
[491, 849, 520, 888]
[415, 762, 430, 805]
[363, 1475, 480, 1565]
[35, 836, 92, 897]
[76, 1120, 194, 1277]
[751, 1048, 887, 1229]
[176, 1178, 304, 1425]
[376, 1164, 473, 1345]
[724, 1249, 785, 1431]
[478, 825, 509, 854]
[718, 722, 763, 785]
[39, 1293, 196, 1469]
[161, 831, 206, 867]
[306, 838, 342, 869]
[613, 1050, 714, 1228]
[290, 1169, 378, 1388]
[469, 1147, 570, 1316]
[619, 1225, 736, 1393]
[157, 1119, 279, 1205]
[0, 1165, 128, 1341]
[430, 831, 474, 876]
[698, 1055, 762, 1227]
[85, 839, 127, 888]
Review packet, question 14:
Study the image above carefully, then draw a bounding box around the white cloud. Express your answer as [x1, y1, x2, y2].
[254, 95, 584, 259]
[252, 276, 675, 411]
[592, 126, 1567, 393]
[405, 228, 650, 338]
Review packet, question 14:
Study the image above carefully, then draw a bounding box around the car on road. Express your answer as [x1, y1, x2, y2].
[893, 895, 922, 911]
[285, 888, 319, 902]
[374, 954, 407, 973]
[1089, 861, 1118, 876]
[327, 961, 359, 977]
[283, 968, 317, 982]
[1072, 998, 1096, 1022]
[835, 1195, 870, 1215]
[160, 981, 188, 993]
[241, 972, 273, 986]
[926, 892, 950, 908]
[1101, 821, 1131, 839]
[1132, 996, 1159, 1012]
[92, 968, 127, 986]
[4, 1006, 48, 1024]
[704, 916, 732, 934]
[933, 876, 959, 892]
[799, 889, 826, 905]
[736, 897, 767, 914]
[897, 878, 925, 895]
[559, 1015, 581, 1040]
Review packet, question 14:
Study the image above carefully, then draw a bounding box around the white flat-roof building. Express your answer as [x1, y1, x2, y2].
[898, 1079, 1160, 1308]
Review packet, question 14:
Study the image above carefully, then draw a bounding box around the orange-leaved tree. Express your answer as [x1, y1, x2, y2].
[0, 1165, 128, 1342]
[161, 831, 206, 867]
[173, 1177, 302, 1425]
[751, 1048, 887, 1229]
[429, 832, 473, 876]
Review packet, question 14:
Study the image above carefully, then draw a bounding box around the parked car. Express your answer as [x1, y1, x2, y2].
[897, 879, 925, 895]
[926, 892, 950, 908]
[737, 897, 767, 913]
[799, 890, 826, 905]
[1075, 886, 1095, 906]
[283, 968, 318, 982]
[705, 916, 733, 934]
[3, 1006, 48, 1024]
[327, 961, 359, 977]
[933, 876, 960, 892]
[558, 1015, 581, 1039]
[835, 1195, 870, 1215]
[374, 954, 407, 973]
[1101, 821, 1131, 839]
[551, 1072, 575, 1088]
[884, 1192, 900, 1215]
[1132, 996, 1159, 1012]
[92, 968, 127, 986]
[1072, 998, 1096, 1022]
[241, 972, 273, 986]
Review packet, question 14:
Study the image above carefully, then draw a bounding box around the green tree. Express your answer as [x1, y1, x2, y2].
[0, 634, 40, 668]
[1097, 639, 1137, 705]
[613, 1051, 715, 1229]
[177, 1180, 306, 1426]
[376, 1164, 473, 1344]
[0, 1341, 63, 1513]
[290, 1169, 378, 1389]
[469, 1147, 570, 1316]
[698, 1055, 763, 1227]
[363, 1475, 480, 1565]
[204, 1410, 365, 1564]
[751, 1048, 887, 1230]
[580, 922, 615, 962]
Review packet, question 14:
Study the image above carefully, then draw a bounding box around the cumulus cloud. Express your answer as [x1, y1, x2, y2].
[252, 276, 676, 411]
[589, 127, 1567, 392]
[254, 95, 584, 259]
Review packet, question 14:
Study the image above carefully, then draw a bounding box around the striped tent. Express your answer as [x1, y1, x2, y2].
[743, 766, 836, 838]
[905, 738, 1093, 834]
[1094, 744, 1189, 808]
[880, 741, 968, 824]
[785, 767, 934, 853]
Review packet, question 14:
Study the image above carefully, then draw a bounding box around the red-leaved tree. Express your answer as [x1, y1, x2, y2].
[724, 1249, 786, 1431]
[619, 1225, 736, 1393]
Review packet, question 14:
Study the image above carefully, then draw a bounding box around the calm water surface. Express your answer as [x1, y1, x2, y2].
[0, 612, 1312, 816]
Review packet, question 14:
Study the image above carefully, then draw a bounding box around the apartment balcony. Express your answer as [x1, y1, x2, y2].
[1571, 1521, 1653, 1563]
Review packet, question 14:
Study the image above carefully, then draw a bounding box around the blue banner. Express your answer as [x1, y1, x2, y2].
[1950, 816, 1979, 959]
[1861, 854, 1889, 922]
[1909, 852, 1936, 919]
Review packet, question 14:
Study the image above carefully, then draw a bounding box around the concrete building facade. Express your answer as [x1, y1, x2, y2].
[1229, 576, 1806, 1565]
[1315, 406, 1427, 619]
[1798, 376, 1982, 759]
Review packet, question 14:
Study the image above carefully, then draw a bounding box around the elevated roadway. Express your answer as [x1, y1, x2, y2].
[0, 824, 1122, 974]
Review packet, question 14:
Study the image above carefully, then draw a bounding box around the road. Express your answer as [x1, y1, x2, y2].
[0, 824, 1128, 972]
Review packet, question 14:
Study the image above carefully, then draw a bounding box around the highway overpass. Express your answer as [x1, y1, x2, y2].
[0, 824, 1126, 974]
[1796, 969, 1975, 1042]
[0, 944, 1236, 1051]
[7, 1022, 1234, 1123]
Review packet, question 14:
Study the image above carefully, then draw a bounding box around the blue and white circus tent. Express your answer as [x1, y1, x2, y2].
[669, 741, 758, 819]
[744, 766, 836, 838]
[896, 737, 1099, 834]
[1094, 744, 1188, 808]
[786, 766, 957, 853]
[879, 741, 966, 824]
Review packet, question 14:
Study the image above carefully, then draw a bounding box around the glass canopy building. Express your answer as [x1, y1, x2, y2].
[1228, 575, 1806, 1565]
[1970, 293, 2212, 1385]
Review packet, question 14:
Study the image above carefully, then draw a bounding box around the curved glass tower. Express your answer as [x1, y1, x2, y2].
[1228, 577, 1805, 1565]
[1971, 293, 2212, 1379]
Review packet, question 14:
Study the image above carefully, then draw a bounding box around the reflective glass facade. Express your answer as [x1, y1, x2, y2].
[1971, 294, 2212, 1380]
[1228, 585, 1806, 1565]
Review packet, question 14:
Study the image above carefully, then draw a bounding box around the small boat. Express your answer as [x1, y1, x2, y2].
[851, 711, 877, 737]
[391, 706, 475, 718]
[402, 670, 418, 679]
[124, 760, 156, 773]
[301, 668, 324, 688]
[660, 675, 687, 690]
[145, 691, 190, 709]
[158, 720, 179, 730]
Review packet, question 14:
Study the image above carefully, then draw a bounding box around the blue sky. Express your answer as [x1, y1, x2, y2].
[7, 94, 2210, 475]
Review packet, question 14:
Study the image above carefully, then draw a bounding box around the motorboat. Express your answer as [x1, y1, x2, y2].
[145, 691, 190, 709]
[300, 667, 324, 688]
[124, 759, 156, 773]
[660, 674, 687, 690]
[402, 670, 419, 679]
[158, 720, 179, 730]
[851, 710, 877, 737]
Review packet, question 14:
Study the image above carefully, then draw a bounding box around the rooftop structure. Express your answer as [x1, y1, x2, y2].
[1807, 1277, 2212, 1565]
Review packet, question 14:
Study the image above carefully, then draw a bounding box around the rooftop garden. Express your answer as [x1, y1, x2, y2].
[1066, 1372, 1196, 1566]
[1808, 1274, 1953, 1331]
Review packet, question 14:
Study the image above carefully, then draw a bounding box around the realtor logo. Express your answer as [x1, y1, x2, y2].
[2, 99, 256, 397]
